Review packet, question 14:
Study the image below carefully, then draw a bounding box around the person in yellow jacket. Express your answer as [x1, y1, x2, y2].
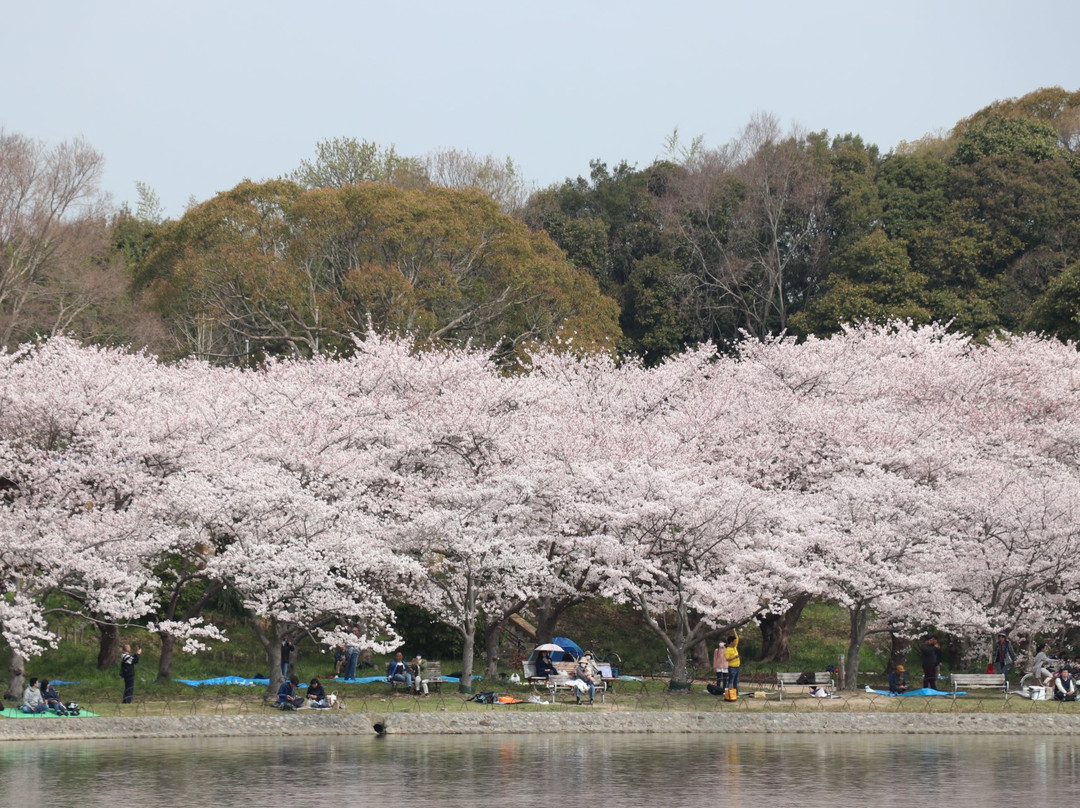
[723, 631, 741, 694]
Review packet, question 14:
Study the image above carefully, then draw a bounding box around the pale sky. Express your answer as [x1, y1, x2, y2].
[4, 0, 1078, 218]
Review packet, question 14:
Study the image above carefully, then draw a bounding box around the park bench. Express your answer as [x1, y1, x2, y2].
[950, 673, 1008, 701]
[389, 660, 443, 694]
[523, 660, 607, 703]
[775, 671, 835, 700]
[423, 661, 444, 694]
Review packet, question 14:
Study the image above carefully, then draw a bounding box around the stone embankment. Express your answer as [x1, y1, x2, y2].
[3, 710, 1080, 741]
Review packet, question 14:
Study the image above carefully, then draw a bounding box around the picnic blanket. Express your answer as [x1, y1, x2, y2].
[175, 674, 479, 687]
[2, 707, 99, 718]
[869, 687, 963, 697]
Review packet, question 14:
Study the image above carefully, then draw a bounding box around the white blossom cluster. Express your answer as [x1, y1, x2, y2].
[1, 323, 1077, 683]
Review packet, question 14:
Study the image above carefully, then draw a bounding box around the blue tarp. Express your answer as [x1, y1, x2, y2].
[175, 674, 479, 687]
[551, 637, 584, 661]
[174, 676, 269, 687]
[870, 687, 963, 697]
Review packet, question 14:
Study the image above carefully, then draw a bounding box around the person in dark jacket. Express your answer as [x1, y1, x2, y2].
[306, 677, 330, 708]
[535, 651, 558, 679]
[992, 633, 1016, 680]
[277, 675, 304, 709]
[40, 679, 65, 714]
[888, 665, 908, 695]
[386, 652, 413, 689]
[120, 644, 141, 703]
[920, 637, 942, 690]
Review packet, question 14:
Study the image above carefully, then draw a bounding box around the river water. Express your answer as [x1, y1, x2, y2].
[2, 732, 1078, 806]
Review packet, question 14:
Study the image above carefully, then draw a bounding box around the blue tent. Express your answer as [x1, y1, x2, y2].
[551, 636, 584, 661]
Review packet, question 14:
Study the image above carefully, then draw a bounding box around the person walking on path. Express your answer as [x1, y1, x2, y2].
[120, 644, 141, 703]
[920, 636, 942, 690]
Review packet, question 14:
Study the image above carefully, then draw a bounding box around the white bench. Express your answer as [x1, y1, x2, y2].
[950, 673, 1008, 701]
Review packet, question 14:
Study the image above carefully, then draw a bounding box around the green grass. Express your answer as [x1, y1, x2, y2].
[3, 601, 919, 707]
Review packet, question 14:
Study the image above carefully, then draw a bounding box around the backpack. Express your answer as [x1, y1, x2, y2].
[706, 683, 723, 696]
[63, 702, 80, 716]
[470, 690, 498, 704]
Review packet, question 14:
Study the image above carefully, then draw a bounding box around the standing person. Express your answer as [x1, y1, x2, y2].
[344, 628, 361, 680]
[280, 636, 295, 678]
[993, 633, 1016, 681]
[713, 639, 729, 691]
[120, 644, 141, 704]
[724, 630, 741, 694]
[920, 636, 942, 690]
[386, 652, 413, 690]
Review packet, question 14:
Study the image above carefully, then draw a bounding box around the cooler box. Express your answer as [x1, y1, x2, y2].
[1028, 686, 1047, 700]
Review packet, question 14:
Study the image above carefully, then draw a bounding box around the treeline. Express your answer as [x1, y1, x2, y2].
[2, 87, 1080, 361]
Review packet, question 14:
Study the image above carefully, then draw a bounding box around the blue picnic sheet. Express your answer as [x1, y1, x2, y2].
[174, 674, 481, 687]
[869, 687, 963, 697]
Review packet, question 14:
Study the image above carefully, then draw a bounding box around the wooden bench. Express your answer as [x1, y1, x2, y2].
[950, 673, 1008, 701]
[776, 671, 835, 700]
[389, 660, 443, 694]
[422, 661, 444, 694]
[524, 660, 607, 703]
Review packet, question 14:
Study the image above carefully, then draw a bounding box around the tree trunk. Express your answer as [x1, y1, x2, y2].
[5, 650, 25, 701]
[533, 597, 560, 645]
[157, 633, 176, 682]
[887, 632, 909, 674]
[758, 593, 812, 663]
[252, 618, 284, 697]
[458, 618, 476, 694]
[843, 603, 869, 690]
[97, 623, 120, 671]
[668, 645, 692, 691]
[483, 621, 501, 678]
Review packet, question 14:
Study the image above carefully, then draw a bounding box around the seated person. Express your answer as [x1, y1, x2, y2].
[40, 679, 66, 714]
[1030, 643, 1059, 687]
[412, 656, 431, 695]
[306, 677, 331, 708]
[21, 677, 49, 714]
[1054, 668, 1078, 702]
[386, 652, 413, 689]
[888, 665, 908, 695]
[573, 657, 596, 705]
[276, 675, 305, 709]
[534, 651, 558, 679]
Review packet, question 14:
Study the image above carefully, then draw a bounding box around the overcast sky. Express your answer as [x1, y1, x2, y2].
[4, 0, 1078, 218]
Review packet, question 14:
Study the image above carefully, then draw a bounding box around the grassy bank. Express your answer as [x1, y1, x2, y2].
[4, 601, 955, 711]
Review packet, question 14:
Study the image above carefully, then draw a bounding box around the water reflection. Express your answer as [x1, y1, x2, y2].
[3, 733, 1080, 807]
